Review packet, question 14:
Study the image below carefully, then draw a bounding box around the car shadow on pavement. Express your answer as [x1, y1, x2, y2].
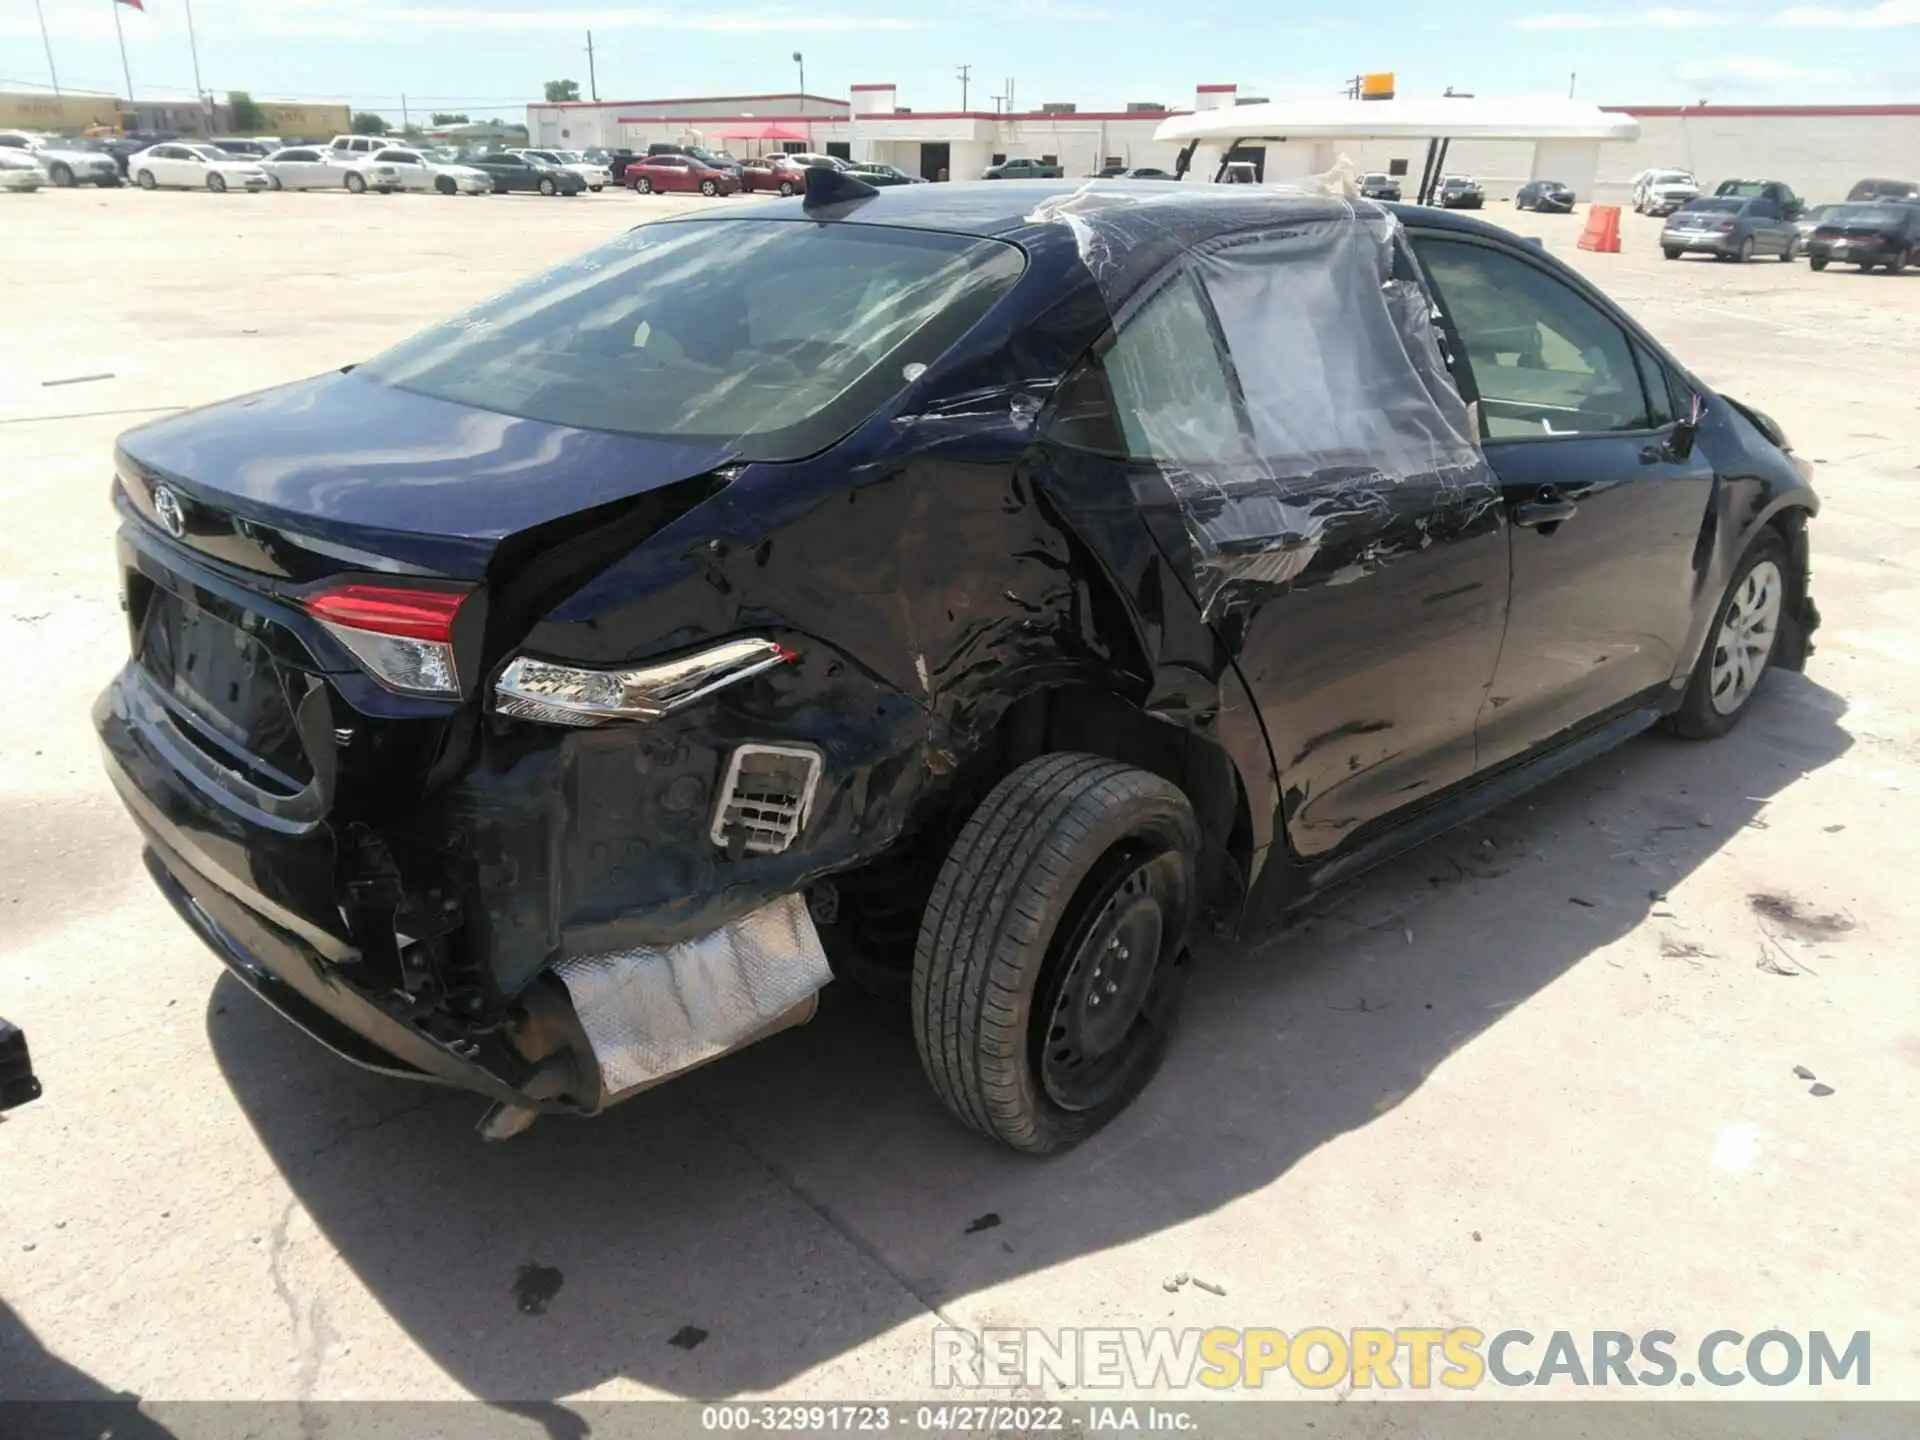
[0, 1300, 179, 1435]
[205, 673, 1850, 1401]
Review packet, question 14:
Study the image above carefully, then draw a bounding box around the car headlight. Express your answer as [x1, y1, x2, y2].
[494, 639, 797, 727]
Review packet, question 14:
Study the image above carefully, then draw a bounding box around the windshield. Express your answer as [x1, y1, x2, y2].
[1682, 198, 1743, 214]
[1826, 204, 1908, 226]
[555, 150, 583, 162]
[1718, 181, 1771, 197]
[1652, 171, 1694, 186]
[360, 220, 1026, 462]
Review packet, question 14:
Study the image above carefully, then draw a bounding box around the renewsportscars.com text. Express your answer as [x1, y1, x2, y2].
[932, 1326, 1871, 1391]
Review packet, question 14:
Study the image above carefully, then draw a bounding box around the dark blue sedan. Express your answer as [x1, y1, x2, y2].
[96, 174, 1820, 1153]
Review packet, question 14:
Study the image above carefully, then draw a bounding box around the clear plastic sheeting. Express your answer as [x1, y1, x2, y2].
[553, 891, 832, 1098]
[1030, 188, 1499, 619]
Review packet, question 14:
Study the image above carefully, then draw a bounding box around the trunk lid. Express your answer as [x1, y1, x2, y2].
[116, 369, 739, 581]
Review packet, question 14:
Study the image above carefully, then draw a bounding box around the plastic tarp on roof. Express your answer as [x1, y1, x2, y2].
[1028, 187, 1501, 620]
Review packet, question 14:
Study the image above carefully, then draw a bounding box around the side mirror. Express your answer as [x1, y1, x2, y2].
[1667, 393, 1706, 460]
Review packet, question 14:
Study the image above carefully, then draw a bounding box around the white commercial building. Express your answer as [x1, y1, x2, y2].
[527, 85, 1920, 204]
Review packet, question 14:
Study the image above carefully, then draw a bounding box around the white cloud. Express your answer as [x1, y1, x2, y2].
[1515, 7, 1727, 27]
[1772, 0, 1919, 25]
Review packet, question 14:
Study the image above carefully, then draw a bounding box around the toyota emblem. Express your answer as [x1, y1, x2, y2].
[152, 485, 186, 539]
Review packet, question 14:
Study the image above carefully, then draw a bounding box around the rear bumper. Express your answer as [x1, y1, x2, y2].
[1809, 239, 1889, 262]
[95, 662, 567, 1109]
[1663, 232, 1736, 252]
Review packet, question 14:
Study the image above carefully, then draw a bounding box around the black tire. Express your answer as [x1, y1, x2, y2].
[699, 178, 718, 196]
[1810, 256, 1828, 271]
[136, 169, 156, 190]
[50, 162, 74, 187]
[435, 175, 455, 195]
[1669, 532, 1790, 740]
[1663, 247, 1682, 260]
[206, 173, 226, 193]
[345, 172, 366, 194]
[539, 176, 556, 195]
[1735, 236, 1754, 263]
[636, 176, 653, 194]
[1889, 246, 1911, 274]
[1781, 236, 1799, 262]
[589, 184, 602, 192]
[778, 180, 795, 196]
[912, 754, 1200, 1154]
[267, 173, 283, 191]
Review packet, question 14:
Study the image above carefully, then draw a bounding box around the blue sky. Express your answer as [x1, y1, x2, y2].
[7, 0, 1917, 119]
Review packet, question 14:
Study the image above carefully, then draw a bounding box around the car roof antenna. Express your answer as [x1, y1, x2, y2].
[802, 165, 880, 211]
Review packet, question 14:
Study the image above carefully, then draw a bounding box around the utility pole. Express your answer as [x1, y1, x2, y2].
[111, 0, 135, 104]
[586, 31, 598, 101]
[1568, 71, 1577, 98]
[33, 0, 59, 93]
[181, 0, 208, 131]
[401, 92, 409, 130]
[957, 63, 970, 111]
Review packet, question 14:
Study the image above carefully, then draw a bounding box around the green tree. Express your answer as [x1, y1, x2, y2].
[226, 90, 266, 133]
[429, 112, 469, 125]
[350, 111, 390, 136]
[543, 79, 581, 102]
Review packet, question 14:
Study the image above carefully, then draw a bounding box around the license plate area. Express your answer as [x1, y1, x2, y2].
[138, 586, 314, 789]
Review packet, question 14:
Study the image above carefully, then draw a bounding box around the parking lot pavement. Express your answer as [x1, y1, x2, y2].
[1, 190, 1917, 1404]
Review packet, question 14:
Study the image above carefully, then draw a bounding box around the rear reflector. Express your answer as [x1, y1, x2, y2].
[301, 583, 467, 697]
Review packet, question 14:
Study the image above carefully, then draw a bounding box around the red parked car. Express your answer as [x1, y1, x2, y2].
[739, 155, 808, 196]
[626, 153, 739, 197]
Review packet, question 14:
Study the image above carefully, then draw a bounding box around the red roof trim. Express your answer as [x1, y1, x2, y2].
[855, 109, 1186, 121]
[1606, 102, 1920, 118]
[849, 83, 896, 92]
[1195, 83, 1238, 93]
[614, 113, 854, 125]
[537, 92, 848, 110]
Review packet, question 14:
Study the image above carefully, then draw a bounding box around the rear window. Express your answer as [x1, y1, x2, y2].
[360, 219, 1026, 462]
[1827, 204, 1908, 226]
[1682, 198, 1743, 214]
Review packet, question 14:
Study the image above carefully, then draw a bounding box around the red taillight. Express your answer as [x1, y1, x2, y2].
[1716, 220, 1737, 232]
[301, 584, 468, 697]
[302, 584, 464, 642]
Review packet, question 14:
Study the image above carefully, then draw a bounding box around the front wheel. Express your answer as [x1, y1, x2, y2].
[538, 177, 556, 195]
[1810, 256, 1828, 271]
[1735, 236, 1754, 263]
[206, 173, 227, 194]
[1663, 247, 1682, 260]
[912, 754, 1200, 1154]
[1670, 535, 1789, 739]
[1781, 236, 1800, 262]
[435, 175, 455, 195]
[345, 172, 366, 194]
[699, 178, 718, 196]
[50, 162, 74, 187]
[1888, 246, 1911, 274]
[589, 184, 602, 192]
[778, 180, 795, 196]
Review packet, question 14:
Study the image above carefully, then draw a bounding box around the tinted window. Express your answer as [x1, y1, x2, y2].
[1682, 198, 1743, 214]
[1829, 204, 1908, 226]
[1100, 271, 1251, 466]
[279, 149, 318, 162]
[1632, 342, 1677, 429]
[362, 221, 1025, 462]
[1415, 238, 1652, 439]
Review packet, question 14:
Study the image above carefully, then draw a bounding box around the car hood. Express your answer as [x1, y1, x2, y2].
[116, 370, 740, 579]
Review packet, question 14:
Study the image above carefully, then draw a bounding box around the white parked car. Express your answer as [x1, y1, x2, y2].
[128, 142, 270, 192]
[0, 148, 45, 191]
[367, 147, 493, 195]
[0, 131, 120, 187]
[514, 148, 611, 191]
[1632, 167, 1700, 216]
[258, 145, 360, 191]
[327, 134, 389, 160]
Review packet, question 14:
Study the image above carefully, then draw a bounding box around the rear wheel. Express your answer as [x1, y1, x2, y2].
[1670, 534, 1789, 739]
[206, 173, 227, 193]
[589, 184, 602, 192]
[635, 176, 653, 194]
[136, 169, 156, 190]
[50, 162, 74, 187]
[1810, 256, 1828, 271]
[344, 171, 366, 194]
[435, 175, 455, 195]
[1781, 236, 1800, 262]
[912, 754, 1200, 1154]
[1888, 246, 1911, 274]
[267, 173, 283, 191]
[1663, 247, 1682, 260]
[1735, 236, 1754, 263]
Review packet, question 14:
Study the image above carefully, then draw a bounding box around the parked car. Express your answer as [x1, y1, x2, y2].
[739, 155, 808, 195]
[1631, 168, 1699, 216]
[1514, 179, 1575, 213]
[646, 142, 742, 176]
[514, 148, 612, 191]
[327, 135, 388, 160]
[1436, 174, 1484, 209]
[1359, 172, 1402, 201]
[785, 152, 849, 172]
[1110, 166, 1177, 181]
[0, 131, 120, 187]
[1093, 164, 1130, 178]
[0, 148, 44, 191]
[1713, 178, 1804, 220]
[588, 146, 636, 181]
[1805, 202, 1920, 272]
[1662, 195, 1800, 262]
[208, 138, 275, 160]
[626, 152, 738, 196]
[983, 156, 1063, 178]
[1845, 177, 1919, 203]
[95, 186, 1818, 1154]
[0, 1017, 40, 1112]
[126, 143, 270, 192]
[467, 152, 586, 195]
[100, 133, 175, 178]
[846, 161, 926, 186]
[259, 146, 355, 191]
[368, 147, 494, 195]
[1793, 203, 1840, 246]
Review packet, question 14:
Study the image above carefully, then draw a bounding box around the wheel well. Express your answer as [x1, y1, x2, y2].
[1766, 504, 1815, 671]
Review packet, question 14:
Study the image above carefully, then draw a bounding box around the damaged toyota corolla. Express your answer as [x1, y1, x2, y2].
[97, 172, 1819, 1153]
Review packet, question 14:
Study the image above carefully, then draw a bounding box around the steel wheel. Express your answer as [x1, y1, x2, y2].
[1709, 559, 1783, 716]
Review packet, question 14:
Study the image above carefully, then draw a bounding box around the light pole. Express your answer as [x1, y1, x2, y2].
[793, 50, 812, 146]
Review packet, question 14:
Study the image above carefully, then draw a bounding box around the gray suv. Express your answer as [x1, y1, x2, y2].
[1662, 196, 1800, 263]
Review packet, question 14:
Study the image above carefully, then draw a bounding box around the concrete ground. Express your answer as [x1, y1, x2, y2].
[1, 189, 1916, 1408]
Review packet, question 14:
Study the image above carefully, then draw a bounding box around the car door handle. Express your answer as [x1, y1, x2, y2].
[1513, 489, 1578, 528]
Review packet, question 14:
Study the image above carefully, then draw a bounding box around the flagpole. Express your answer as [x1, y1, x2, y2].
[111, 0, 134, 106]
[181, 0, 208, 131]
[33, 0, 61, 93]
